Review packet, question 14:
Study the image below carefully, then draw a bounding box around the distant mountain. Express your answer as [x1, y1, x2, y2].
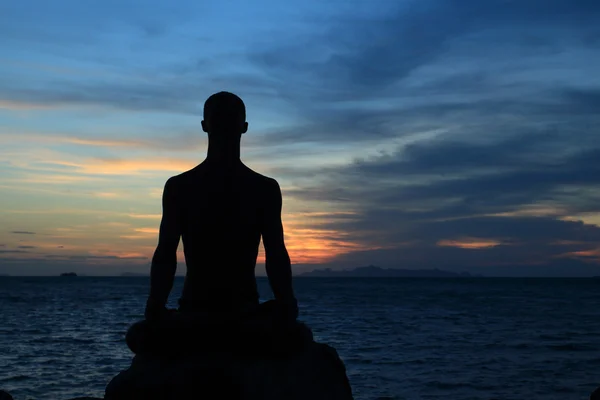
[120, 272, 148, 277]
[60, 272, 77, 277]
[298, 265, 476, 278]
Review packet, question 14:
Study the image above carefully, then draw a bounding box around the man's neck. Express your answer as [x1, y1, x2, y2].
[206, 140, 241, 164]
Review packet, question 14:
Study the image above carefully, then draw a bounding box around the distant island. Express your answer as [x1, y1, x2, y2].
[120, 272, 148, 277]
[298, 265, 477, 278]
[60, 272, 77, 277]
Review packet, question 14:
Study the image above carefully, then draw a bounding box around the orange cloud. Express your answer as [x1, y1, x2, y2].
[560, 213, 600, 228]
[45, 157, 197, 176]
[570, 249, 600, 257]
[135, 227, 159, 234]
[558, 248, 600, 262]
[118, 226, 160, 240]
[93, 192, 120, 198]
[278, 225, 382, 264]
[284, 211, 358, 224]
[88, 248, 149, 259]
[0, 146, 196, 177]
[128, 214, 162, 220]
[437, 238, 503, 249]
[0, 195, 368, 266]
[0, 129, 206, 154]
[119, 235, 155, 240]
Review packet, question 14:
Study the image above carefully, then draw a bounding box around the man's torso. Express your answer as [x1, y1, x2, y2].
[171, 160, 274, 312]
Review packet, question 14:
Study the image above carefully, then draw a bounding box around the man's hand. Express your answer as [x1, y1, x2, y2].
[282, 296, 299, 321]
[272, 297, 299, 326]
[144, 298, 168, 321]
[260, 297, 299, 329]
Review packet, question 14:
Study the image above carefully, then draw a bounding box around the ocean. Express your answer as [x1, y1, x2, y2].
[1, 277, 599, 400]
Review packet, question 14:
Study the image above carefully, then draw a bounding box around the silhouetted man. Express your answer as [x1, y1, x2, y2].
[144, 91, 298, 325]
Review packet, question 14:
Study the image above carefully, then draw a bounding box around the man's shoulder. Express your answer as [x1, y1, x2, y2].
[251, 172, 278, 186]
[241, 165, 279, 187]
[166, 164, 204, 185]
[165, 164, 279, 189]
[164, 172, 186, 188]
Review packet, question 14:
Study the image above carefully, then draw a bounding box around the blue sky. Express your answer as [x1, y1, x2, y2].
[1, 0, 599, 276]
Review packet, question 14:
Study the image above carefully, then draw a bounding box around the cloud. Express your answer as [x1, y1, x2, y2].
[134, 227, 159, 234]
[11, 231, 36, 235]
[63, 137, 146, 148]
[0, 0, 205, 47]
[66, 255, 148, 261]
[242, 0, 600, 155]
[0, 249, 30, 254]
[437, 238, 504, 249]
[254, 0, 599, 93]
[92, 192, 120, 198]
[277, 115, 600, 270]
[0, 61, 278, 116]
[9, 153, 198, 176]
[127, 214, 161, 220]
[0, 0, 597, 121]
[17, 245, 36, 249]
[0, 129, 208, 154]
[73, 158, 197, 175]
[0, 100, 59, 111]
[324, 216, 600, 267]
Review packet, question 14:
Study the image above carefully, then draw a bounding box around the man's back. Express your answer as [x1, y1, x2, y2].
[167, 160, 280, 312]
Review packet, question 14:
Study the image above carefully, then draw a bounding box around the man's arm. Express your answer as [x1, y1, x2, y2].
[262, 179, 296, 313]
[146, 177, 181, 319]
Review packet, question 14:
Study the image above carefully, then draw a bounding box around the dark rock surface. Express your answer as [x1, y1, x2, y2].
[105, 340, 353, 400]
[105, 315, 354, 400]
[591, 386, 600, 400]
[0, 391, 13, 400]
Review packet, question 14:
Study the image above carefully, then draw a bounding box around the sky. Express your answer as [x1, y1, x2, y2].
[1, 0, 599, 276]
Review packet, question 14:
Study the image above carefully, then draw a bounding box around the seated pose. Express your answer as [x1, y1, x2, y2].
[129, 92, 299, 356]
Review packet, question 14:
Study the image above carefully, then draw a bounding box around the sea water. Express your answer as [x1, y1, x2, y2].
[1, 277, 599, 400]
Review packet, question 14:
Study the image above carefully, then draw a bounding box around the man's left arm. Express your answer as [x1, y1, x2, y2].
[146, 177, 181, 319]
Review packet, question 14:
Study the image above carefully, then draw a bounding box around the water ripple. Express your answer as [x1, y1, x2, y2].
[1, 277, 600, 400]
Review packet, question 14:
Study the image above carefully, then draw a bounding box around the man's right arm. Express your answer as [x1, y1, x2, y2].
[262, 179, 297, 317]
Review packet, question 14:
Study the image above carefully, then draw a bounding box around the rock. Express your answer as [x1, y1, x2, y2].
[591, 386, 600, 400]
[0, 391, 14, 400]
[105, 322, 354, 400]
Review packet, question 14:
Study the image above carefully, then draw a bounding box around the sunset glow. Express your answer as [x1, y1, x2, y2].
[437, 239, 504, 250]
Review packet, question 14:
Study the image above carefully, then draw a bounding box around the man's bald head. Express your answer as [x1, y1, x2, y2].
[201, 91, 248, 136]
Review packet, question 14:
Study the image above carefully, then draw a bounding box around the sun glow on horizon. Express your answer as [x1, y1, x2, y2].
[437, 238, 504, 250]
